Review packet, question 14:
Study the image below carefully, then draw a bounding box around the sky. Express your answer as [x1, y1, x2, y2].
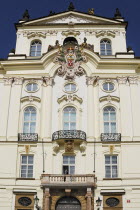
[0, 0, 140, 58]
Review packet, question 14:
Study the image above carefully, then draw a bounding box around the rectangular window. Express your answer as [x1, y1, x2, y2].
[63, 156, 75, 174]
[21, 155, 34, 178]
[105, 155, 118, 178]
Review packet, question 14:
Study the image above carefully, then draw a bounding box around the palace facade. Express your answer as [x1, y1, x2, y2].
[0, 3, 140, 210]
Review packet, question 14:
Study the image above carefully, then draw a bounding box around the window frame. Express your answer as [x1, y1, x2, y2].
[63, 82, 77, 93]
[63, 106, 76, 130]
[102, 82, 115, 92]
[62, 155, 75, 174]
[105, 155, 118, 178]
[20, 155, 34, 178]
[30, 40, 42, 57]
[103, 106, 117, 133]
[25, 82, 39, 93]
[100, 39, 112, 56]
[23, 106, 37, 134]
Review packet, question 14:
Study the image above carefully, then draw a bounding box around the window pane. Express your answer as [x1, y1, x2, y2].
[70, 166, 75, 174]
[105, 166, 111, 178]
[64, 123, 69, 130]
[24, 112, 30, 121]
[104, 122, 109, 133]
[70, 112, 76, 121]
[28, 156, 33, 164]
[111, 123, 116, 133]
[31, 112, 36, 121]
[71, 84, 76, 91]
[64, 112, 69, 121]
[63, 156, 68, 164]
[112, 166, 117, 177]
[21, 165, 27, 170]
[26, 84, 32, 91]
[104, 112, 109, 121]
[110, 112, 116, 121]
[105, 156, 110, 164]
[70, 123, 76, 130]
[70, 156, 75, 164]
[112, 156, 117, 164]
[22, 156, 27, 164]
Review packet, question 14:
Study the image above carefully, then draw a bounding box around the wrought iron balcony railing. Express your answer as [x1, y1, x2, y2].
[52, 130, 86, 141]
[18, 133, 38, 141]
[101, 133, 121, 141]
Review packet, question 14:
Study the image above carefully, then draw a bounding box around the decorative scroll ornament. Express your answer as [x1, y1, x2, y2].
[54, 45, 87, 80]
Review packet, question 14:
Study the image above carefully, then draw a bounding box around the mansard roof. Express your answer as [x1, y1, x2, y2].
[15, 10, 127, 29]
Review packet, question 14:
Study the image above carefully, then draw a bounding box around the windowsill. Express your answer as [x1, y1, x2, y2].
[103, 178, 122, 180]
[16, 178, 35, 180]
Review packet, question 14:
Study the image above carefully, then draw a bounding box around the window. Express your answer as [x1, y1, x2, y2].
[21, 155, 34, 178]
[103, 82, 114, 92]
[26, 83, 38, 92]
[63, 156, 75, 174]
[30, 40, 41, 56]
[100, 39, 112, 55]
[64, 83, 76, 93]
[103, 106, 116, 133]
[63, 107, 76, 130]
[23, 107, 36, 133]
[105, 155, 118, 178]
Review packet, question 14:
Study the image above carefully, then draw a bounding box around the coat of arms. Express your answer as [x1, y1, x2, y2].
[54, 45, 87, 80]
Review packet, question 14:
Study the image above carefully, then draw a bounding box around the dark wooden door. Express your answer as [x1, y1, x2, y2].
[56, 197, 81, 210]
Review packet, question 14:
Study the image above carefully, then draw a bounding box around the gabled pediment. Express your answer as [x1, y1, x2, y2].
[21, 11, 124, 26]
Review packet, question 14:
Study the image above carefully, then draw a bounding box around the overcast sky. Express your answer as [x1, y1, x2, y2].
[0, 0, 140, 58]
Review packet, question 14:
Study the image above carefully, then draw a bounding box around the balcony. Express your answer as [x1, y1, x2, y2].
[18, 133, 38, 142]
[101, 133, 121, 142]
[41, 174, 96, 188]
[52, 130, 86, 142]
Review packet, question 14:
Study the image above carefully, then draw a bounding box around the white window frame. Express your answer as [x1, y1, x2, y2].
[23, 106, 37, 133]
[64, 83, 77, 93]
[20, 155, 34, 178]
[103, 106, 117, 133]
[26, 82, 38, 92]
[105, 155, 118, 178]
[63, 106, 76, 130]
[30, 40, 42, 56]
[63, 156, 75, 174]
[100, 39, 112, 55]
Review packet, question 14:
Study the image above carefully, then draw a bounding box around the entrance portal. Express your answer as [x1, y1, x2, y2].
[56, 196, 81, 210]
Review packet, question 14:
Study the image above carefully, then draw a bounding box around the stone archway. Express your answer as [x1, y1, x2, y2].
[56, 196, 81, 210]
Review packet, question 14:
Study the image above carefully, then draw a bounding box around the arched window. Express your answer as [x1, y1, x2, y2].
[63, 107, 76, 130]
[100, 39, 112, 55]
[23, 107, 36, 133]
[103, 106, 116, 133]
[30, 40, 42, 56]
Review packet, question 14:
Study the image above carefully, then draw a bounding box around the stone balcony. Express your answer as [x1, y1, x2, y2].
[41, 174, 96, 189]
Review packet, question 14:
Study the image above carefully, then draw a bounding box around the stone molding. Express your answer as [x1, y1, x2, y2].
[62, 30, 80, 37]
[128, 76, 138, 85]
[57, 94, 83, 104]
[117, 76, 128, 84]
[99, 95, 120, 103]
[20, 96, 41, 103]
[3, 77, 24, 85]
[95, 30, 116, 38]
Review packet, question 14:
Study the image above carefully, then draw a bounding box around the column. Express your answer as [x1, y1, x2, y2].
[0, 78, 13, 140]
[117, 76, 133, 141]
[7, 77, 24, 141]
[85, 188, 92, 210]
[128, 76, 140, 140]
[44, 188, 50, 210]
[86, 76, 98, 140]
[41, 77, 53, 141]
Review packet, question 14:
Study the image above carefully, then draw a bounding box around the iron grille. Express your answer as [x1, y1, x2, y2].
[101, 133, 121, 141]
[52, 130, 86, 141]
[18, 133, 38, 141]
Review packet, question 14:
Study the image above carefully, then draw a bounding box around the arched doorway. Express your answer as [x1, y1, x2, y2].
[56, 196, 81, 210]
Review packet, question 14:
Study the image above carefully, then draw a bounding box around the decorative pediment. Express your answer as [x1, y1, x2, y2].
[57, 94, 83, 104]
[95, 30, 116, 38]
[22, 11, 123, 26]
[99, 95, 120, 103]
[20, 96, 41, 103]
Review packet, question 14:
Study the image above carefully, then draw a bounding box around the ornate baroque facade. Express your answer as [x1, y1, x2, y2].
[0, 3, 140, 210]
